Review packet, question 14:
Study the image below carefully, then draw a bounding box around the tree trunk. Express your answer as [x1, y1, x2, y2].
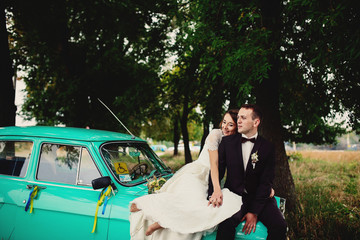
[229, 87, 239, 110]
[200, 122, 209, 152]
[210, 77, 224, 128]
[173, 113, 180, 156]
[180, 95, 192, 164]
[201, 77, 223, 151]
[0, 3, 16, 127]
[256, 61, 296, 212]
[256, 0, 296, 212]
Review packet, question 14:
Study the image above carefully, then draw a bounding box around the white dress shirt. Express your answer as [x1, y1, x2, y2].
[241, 132, 258, 172]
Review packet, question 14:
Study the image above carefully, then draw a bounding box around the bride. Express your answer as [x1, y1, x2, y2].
[129, 109, 242, 239]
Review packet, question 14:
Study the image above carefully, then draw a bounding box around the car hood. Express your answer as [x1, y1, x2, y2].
[125, 183, 149, 197]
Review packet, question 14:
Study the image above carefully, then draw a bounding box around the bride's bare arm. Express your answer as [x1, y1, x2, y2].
[208, 149, 223, 207]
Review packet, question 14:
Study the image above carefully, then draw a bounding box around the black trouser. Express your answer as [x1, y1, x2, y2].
[216, 197, 287, 240]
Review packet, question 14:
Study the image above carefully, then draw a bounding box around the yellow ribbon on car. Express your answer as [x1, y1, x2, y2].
[91, 185, 112, 233]
[25, 186, 39, 213]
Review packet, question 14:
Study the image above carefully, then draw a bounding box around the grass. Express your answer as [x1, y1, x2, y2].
[292, 150, 360, 163]
[160, 151, 200, 171]
[287, 151, 360, 240]
[160, 150, 360, 239]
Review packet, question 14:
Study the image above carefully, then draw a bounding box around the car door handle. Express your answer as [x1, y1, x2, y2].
[26, 184, 46, 190]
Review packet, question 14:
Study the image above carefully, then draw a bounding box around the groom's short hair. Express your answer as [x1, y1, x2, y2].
[240, 104, 263, 122]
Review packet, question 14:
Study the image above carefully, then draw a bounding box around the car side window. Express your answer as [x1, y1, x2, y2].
[78, 148, 101, 185]
[37, 143, 100, 185]
[0, 141, 33, 177]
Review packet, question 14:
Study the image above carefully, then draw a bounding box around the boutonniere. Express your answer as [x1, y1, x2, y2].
[251, 151, 259, 169]
[146, 176, 167, 194]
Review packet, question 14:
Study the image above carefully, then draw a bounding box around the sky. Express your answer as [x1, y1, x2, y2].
[15, 79, 36, 126]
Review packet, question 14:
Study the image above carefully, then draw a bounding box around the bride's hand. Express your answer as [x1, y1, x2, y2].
[208, 190, 223, 207]
[269, 188, 275, 198]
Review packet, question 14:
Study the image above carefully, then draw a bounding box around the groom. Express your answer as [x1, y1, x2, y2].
[208, 104, 287, 240]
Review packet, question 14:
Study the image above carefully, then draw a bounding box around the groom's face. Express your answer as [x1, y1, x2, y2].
[237, 108, 259, 137]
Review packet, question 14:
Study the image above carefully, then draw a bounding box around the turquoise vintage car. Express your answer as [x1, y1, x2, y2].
[0, 126, 284, 240]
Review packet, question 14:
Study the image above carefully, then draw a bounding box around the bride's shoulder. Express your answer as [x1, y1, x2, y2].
[205, 129, 222, 150]
[205, 129, 222, 144]
[209, 128, 222, 135]
[208, 129, 222, 138]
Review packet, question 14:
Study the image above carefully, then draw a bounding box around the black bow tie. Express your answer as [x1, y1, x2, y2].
[241, 137, 256, 143]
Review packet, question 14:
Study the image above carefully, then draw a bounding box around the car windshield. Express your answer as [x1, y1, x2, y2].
[100, 142, 171, 185]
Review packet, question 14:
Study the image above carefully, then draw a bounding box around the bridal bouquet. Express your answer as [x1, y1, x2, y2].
[147, 176, 167, 194]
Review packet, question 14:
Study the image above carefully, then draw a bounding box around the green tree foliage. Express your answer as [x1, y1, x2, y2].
[161, 61, 205, 162]
[8, 0, 176, 134]
[280, 0, 360, 140]
[164, 0, 359, 211]
[141, 118, 173, 142]
[5, 0, 360, 213]
[170, 0, 359, 142]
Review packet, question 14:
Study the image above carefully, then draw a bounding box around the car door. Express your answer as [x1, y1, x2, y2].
[14, 140, 111, 240]
[0, 139, 34, 239]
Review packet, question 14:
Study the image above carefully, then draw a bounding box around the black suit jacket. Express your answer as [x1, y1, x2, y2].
[209, 133, 275, 216]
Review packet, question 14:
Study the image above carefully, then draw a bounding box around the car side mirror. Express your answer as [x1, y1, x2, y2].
[92, 176, 116, 190]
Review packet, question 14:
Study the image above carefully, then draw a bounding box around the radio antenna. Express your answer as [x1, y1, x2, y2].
[97, 98, 135, 138]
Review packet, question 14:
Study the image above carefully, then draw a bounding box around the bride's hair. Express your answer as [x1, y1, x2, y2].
[218, 109, 239, 128]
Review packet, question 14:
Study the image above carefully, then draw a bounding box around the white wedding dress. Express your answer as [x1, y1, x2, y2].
[129, 129, 242, 240]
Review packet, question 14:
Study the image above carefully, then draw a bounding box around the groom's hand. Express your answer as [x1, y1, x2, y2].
[241, 213, 257, 235]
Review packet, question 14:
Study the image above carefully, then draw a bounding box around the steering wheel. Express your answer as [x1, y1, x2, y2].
[129, 163, 149, 178]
